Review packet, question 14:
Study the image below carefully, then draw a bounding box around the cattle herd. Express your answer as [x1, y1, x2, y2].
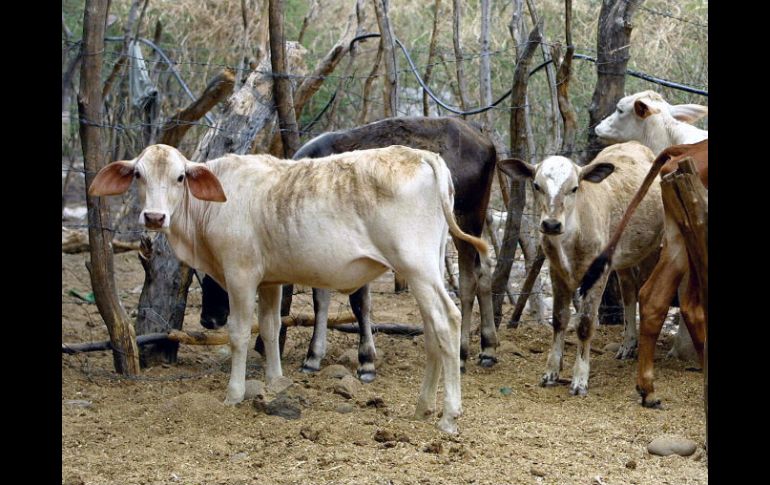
[89, 90, 708, 434]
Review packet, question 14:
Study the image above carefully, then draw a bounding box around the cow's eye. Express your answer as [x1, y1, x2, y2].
[134, 171, 141, 179]
[571, 186, 578, 193]
[616, 107, 623, 114]
[177, 175, 185, 183]
[533, 182, 541, 192]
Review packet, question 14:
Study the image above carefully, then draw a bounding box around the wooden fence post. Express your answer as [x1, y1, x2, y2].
[660, 157, 708, 451]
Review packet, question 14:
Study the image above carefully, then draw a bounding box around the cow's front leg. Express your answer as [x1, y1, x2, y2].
[258, 284, 284, 383]
[570, 270, 609, 396]
[223, 272, 258, 405]
[541, 277, 572, 386]
[301, 288, 330, 373]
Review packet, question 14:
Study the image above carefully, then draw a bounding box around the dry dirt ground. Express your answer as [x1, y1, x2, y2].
[62, 250, 707, 485]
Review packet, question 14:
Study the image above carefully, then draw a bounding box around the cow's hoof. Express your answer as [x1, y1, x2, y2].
[414, 407, 434, 422]
[223, 395, 244, 406]
[569, 383, 588, 396]
[357, 369, 376, 383]
[437, 418, 459, 435]
[540, 372, 559, 387]
[641, 397, 663, 409]
[478, 354, 499, 368]
[299, 364, 320, 373]
[615, 345, 638, 360]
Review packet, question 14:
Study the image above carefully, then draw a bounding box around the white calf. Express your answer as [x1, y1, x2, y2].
[89, 144, 488, 434]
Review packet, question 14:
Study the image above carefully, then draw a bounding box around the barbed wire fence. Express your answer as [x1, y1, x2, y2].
[62, 24, 703, 365]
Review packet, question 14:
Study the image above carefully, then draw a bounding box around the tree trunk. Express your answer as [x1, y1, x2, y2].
[422, 0, 442, 117]
[79, 0, 141, 375]
[491, 20, 542, 328]
[586, 0, 644, 323]
[478, 0, 492, 128]
[269, 0, 301, 158]
[451, 0, 471, 114]
[584, 0, 645, 164]
[372, 0, 398, 118]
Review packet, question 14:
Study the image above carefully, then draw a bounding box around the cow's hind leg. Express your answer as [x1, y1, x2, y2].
[350, 285, 377, 383]
[616, 268, 639, 360]
[637, 248, 686, 408]
[408, 274, 463, 434]
[455, 239, 478, 373]
[301, 288, 331, 373]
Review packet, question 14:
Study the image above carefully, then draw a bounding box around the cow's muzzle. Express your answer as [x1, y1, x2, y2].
[540, 219, 563, 235]
[143, 211, 166, 230]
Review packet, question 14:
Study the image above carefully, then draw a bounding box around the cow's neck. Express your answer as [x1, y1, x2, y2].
[643, 117, 708, 154]
[166, 193, 217, 278]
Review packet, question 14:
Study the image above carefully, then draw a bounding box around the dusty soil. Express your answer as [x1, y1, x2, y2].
[62, 250, 707, 485]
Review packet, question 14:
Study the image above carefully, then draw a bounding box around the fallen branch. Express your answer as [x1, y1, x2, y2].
[62, 227, 140, 254]
[62, 314, 423, 353]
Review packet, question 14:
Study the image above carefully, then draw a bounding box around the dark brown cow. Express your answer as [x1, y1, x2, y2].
[580, 139, 708, 407]
[200, 116, 499, 379]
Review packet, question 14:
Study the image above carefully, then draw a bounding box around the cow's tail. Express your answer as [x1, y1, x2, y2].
[578, 147, 674, 297]
[423, 152, 489, 258]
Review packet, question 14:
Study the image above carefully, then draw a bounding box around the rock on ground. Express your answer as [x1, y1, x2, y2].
[648, 435, 698, 457]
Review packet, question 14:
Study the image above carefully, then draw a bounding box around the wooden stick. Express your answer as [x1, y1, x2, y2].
[62, 314, 423, 353]
[508, 246, 545, 328]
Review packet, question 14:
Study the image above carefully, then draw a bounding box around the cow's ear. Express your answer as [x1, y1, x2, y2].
[185, 163, 227, 202]
[88, 160, 135, 196]
[498, 158, 535, 180]
[670, 104, 708, 123]
[633, 99, 660, 119]
[580, 162, 615, 184]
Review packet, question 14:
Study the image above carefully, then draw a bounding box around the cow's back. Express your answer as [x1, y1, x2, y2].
[585, 142, 664, 269]
[296, 117, 496, 231]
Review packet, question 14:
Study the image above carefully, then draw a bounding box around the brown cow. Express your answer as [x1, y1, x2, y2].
[580, 139, 708, 407]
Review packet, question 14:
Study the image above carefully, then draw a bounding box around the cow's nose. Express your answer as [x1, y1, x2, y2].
[143, 212, 166, 229]
[541, 219, 562, 234]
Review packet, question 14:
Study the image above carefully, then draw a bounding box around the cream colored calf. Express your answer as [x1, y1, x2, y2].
[499, 142, 664, 396]
[89, 144, 488, 434]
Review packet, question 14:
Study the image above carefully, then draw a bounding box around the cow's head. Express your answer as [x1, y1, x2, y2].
[498, 156, 614, 236]
[88, 144, 227, 231]
[594, 90, 708, 145]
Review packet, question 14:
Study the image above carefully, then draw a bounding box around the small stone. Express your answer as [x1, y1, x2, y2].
[333, 375, 360, 399]
[336, 349, 359, 368]
[365, 396, 386, 408]
[498, 341, 525, 357]
[647, 435, 698, 457]
[63, 400, 92, 408]
[63, 476, 85, 485]
[335, 403, 355, 414]
[500, 387, 513, 396]
[266, 376, 293, 395]
[255, 391, 307, 420]
[230, 452, 248, 462]
[373, 429, 396, 443]
[244, 380, 265, 400]
[422, 440, 443, 454]
[603, 342, 622, 353]
[300, 426, 320, 442]
[530, 467, 546, 477]
[320, 364, 351, 379]
[625, 459, 637, 470]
